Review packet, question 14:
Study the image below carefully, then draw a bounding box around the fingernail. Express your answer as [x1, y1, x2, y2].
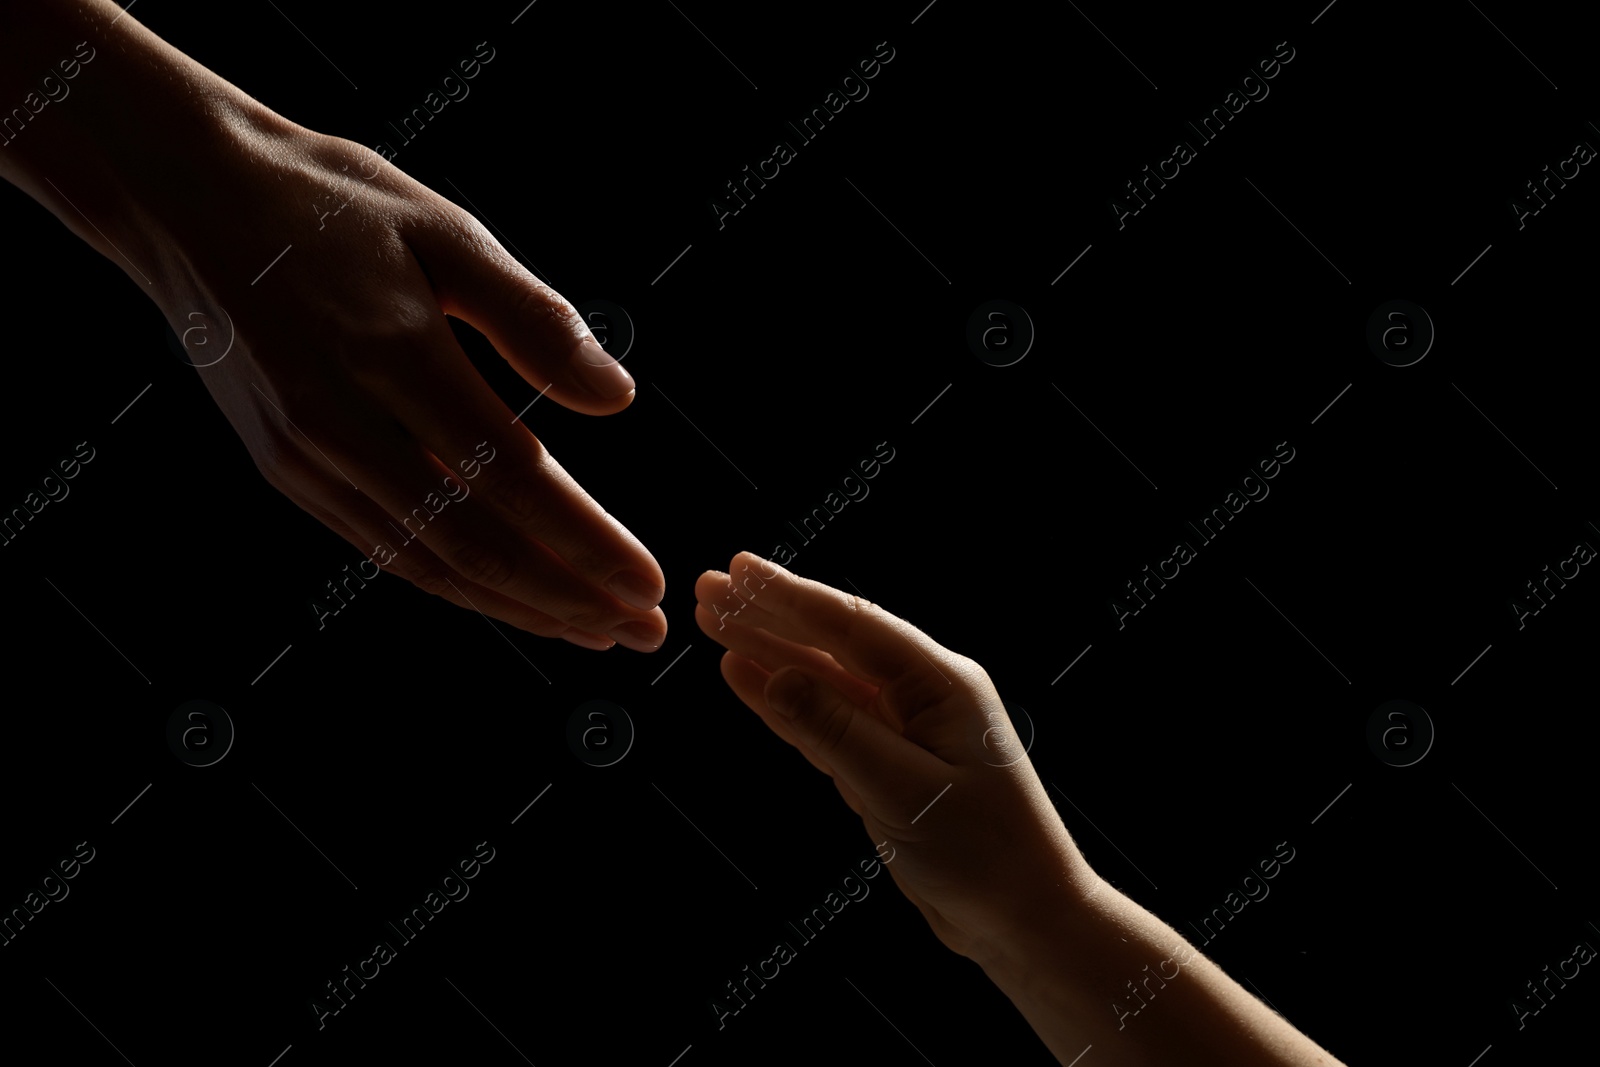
[607, 571, 663, 611]
[573, 340, 634, 400]
[562, 631, 616, 651]
[607, 620, 664, 653]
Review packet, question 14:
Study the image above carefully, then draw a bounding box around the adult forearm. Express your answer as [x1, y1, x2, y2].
[973, 875, 1346, 1067]
[1, 0, 285, 284]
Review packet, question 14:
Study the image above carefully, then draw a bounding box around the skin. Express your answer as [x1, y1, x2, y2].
[695, 551, 1349, 1067]
[5, 6, 1337, 1055]
[0, 0, 666, 651]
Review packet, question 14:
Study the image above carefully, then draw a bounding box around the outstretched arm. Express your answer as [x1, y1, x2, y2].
[695, 551, 1345, 1067]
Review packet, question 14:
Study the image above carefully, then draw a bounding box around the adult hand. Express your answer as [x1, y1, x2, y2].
[2, 2, 667, 651]
[158, 120, 668, 652]
[694, 551, 1093, 961]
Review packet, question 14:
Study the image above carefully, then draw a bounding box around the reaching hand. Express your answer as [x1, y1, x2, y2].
[694, 551, 1092, 960]
[150, 119, 669, 651]
[0, 0, 668, 652]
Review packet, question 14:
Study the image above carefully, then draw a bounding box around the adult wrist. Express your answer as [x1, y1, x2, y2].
[1, 2, 295, 295]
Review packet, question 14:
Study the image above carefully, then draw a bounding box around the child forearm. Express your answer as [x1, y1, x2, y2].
[970, 875, 1347, 1067]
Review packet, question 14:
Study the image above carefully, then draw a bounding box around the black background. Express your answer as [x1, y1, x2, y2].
[2, 1, 1596, 1065]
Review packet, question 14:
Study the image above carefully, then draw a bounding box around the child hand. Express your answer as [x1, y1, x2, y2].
[695, 552, 1099, 963]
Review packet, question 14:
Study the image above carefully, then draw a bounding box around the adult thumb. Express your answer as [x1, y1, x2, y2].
[409, 213, 636, 414]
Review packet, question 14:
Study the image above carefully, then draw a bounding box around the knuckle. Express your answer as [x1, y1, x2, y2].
[955, 656, 994, 692]
[433, 207, 492, 252]
[560, 542, 612, 584]
[488, 472, 546, 524]
[811, 705, 853, 757]
[442, 537, 518, 590]
[564, 602, 621, 633]
[517, 284, 586, 341]
[317, 134, 389, 180]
